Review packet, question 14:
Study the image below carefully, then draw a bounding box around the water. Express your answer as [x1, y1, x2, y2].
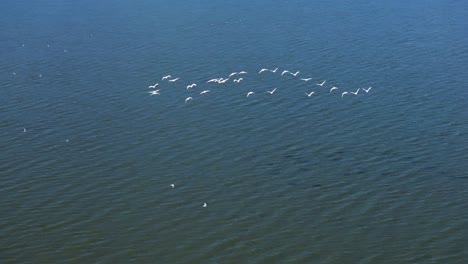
[1, 0, 467, 263]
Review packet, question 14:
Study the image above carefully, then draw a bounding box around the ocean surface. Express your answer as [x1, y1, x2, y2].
[1, 0, 467, 263]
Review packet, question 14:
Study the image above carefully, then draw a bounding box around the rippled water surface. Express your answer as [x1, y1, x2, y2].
[1, 0, 467, 263]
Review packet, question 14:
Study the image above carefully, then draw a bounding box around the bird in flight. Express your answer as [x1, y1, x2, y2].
[207, 78, 220, 83]
[200, 90, 210, 95]
[186, 83, 197, 89]
[269, 67, 279, 73]
[203, 203, 207, 207]
[148, 90, 160, 96]
[162, 75, 172, 80]
[246, 91, 255, 97]
[168, 77, 180, 82]
[362, 87, 372, 93]
[341, 91, 349, 97]
[229, 72, 238, 77]
[23, 128, 27, 132]
[305, 91, 315, 97]
[301, 78, 313, 81]
[233, 78, 243, 83]
[170, 184, 175, 188]
[316, 80, 326, 86]
[267, 88, 277, 94]
[185, 97, 193, 103]
[282, 70, 300, 76]
[330, 87, 338, 93]
[238, 71, 248, 75]
[258, 68, 269, 73]
[350, 88, 360, 95]
[148, 83, 159, 89]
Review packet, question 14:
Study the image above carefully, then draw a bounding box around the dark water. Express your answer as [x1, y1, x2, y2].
[1, 0, 467, 263]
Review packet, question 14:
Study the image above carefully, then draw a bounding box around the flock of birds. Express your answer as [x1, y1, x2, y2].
[146, 67, 373, 103]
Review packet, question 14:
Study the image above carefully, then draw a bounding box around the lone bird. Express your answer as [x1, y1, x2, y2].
[267, 88, 277, 94]
[246, 91, 255, 97]
[203, 203, 207, 207]
[170, 184, 175, 188]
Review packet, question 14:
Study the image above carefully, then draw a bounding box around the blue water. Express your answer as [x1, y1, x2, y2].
[1, 0, 467, 263]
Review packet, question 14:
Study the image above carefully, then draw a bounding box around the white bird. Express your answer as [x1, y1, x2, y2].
[218, 78, 229, 83]
[207, 78, 220, 83]
[341, 92, 349, 97]
[305, 91, 315, 97]
[149, 90, 160, 96]
[301, 78, 313, 81]
[316, 80, 326, 86]
[282, 70, 300, 76]
[185, 97, 193, 103]
[23, 128, 27, 132]
[12, 72, 16, 75]
[246, 91, 254, 97]
[229, 72, 238, 77]
[330, 87, 338, 93]
[162, 75, 172, 80]
[203, 203, 207, 207]
[267, 88, 277, 94]
[200, 90, 210, 95]
[170, 184, 175, 188]
[238, 71, 248, 74]
[233, 78, 243, 83]
[148, 83, 159, 89]
[269, 67, 279, 73]
[168, 77, 179, 82]
[258, 68, 269, 73]
[186, 83, 197, 89]
[351, 88, 360, 95]
[362, 87, 372, 93]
